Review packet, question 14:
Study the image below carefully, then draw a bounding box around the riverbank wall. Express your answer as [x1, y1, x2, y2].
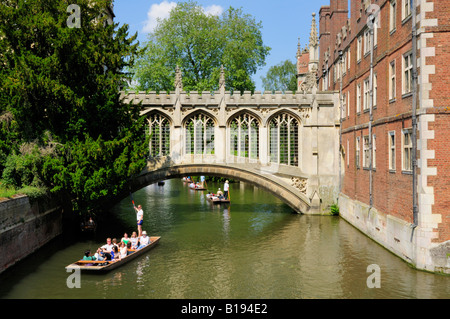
[339, 193, 450, 274]
[0, 195, 63, 275]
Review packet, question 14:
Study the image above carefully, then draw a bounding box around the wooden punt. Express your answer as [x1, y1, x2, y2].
[206, 194, 230, 204]
[189, 183, 206, 191]
[65, 236, 161, 272]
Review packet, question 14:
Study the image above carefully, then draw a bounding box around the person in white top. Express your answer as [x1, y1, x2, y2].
[137, 231, 150, 249]
[134, 204, 144, 237]
[224, 180, 229, 199]
[101, 238, 113, 252]
[101, 238, 114, 260]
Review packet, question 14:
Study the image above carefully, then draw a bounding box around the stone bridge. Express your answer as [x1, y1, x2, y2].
[122, 68, 340, 214]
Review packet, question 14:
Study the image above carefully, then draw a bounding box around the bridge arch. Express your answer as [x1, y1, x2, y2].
[129, 163, 312, 214]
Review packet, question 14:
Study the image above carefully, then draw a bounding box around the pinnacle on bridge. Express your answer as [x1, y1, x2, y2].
[309, 13, 318, 48]
[175, 65, 183, 92]
[219, 65, 225, 92]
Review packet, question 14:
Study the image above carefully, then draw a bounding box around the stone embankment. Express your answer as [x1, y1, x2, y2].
[0, 195, 63, 274]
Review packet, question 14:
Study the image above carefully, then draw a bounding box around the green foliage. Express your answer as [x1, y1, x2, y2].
[261, 59, 297, 92]
[42, 129, 148, 213]
[330, 203, 340, 216]
[132, 1, 271, 93]
[2, 146, 45, 188]
[0, 0, 147, 215]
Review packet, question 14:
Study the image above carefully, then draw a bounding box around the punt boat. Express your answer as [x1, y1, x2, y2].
[189, 183, 206, 191]
[206, 193, 230, 204]
[65, 236, 161, 272]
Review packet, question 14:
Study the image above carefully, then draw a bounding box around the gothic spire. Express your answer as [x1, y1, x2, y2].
[175, 65, 183, 91]
[309, 12, 318, 48]
[219, 65, 225, 90]
[297, 37, 302, 58]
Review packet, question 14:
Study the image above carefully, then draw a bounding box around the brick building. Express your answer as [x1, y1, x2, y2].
[311, 0, 449, 273]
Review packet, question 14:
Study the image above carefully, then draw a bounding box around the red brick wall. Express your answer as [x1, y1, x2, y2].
[324, 0, 449, 240]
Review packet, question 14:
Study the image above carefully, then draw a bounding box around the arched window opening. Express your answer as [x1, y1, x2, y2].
[185, 113, 215, 155]
[269, 113, 299, 166]
[229, 113, 259, 159]
[148, 113, 170, 157]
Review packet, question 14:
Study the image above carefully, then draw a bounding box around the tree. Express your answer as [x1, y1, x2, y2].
[0, 0, 148, 215]
[261, 59, 297, 92]
[132, 1, 271, 93]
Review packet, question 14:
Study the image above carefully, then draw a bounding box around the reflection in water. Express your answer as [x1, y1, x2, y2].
[0, 179, 448, 299]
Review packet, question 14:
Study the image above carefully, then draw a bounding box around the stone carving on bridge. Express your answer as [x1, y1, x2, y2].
[219, 65, 225, 91]
[298, 66, 318, 94]
[175, 65, 183, 91]
[259, 108, 272, 115]
[291, 177, 307, 195]
[298, 107, 311, 118]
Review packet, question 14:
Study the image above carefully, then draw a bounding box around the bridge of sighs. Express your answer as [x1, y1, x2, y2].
[122, 67, 341, 214]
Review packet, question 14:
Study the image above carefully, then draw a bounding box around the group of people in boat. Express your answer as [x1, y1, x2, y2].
[82, 231, 152, 262]
[207, 180, 230, 201]
[81, 201, 151, 263]
[190, 181, 205, 189]
[187, 175, 206, 189]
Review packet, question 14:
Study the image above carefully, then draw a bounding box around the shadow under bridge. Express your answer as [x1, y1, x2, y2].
[128, 159, 312, 214]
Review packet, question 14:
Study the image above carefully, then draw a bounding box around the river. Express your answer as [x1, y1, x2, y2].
[0, 179, 448, 299]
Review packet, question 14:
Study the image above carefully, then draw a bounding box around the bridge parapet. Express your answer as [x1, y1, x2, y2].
[122, 90, 337, 108]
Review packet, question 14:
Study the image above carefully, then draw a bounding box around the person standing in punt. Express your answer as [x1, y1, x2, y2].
[224, 180, 229, 200]
[134, 204, 144, 238]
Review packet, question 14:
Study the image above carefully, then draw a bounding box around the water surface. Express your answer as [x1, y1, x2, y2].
[0, 179, 448, 299]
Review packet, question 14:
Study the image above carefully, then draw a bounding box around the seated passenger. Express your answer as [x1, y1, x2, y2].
[130, 231, 139, 249]
[101, 238, 113, 252]
[111, 245, 120, 261]
[82, 250, 96, 261]
[94, 247, 105, 261]
[121, 233, 130, 246]
[119, 242, 127, 259]
[101, 238, 114, 260]
[112, 238, 119, 250]
[137, 231, 150, 249]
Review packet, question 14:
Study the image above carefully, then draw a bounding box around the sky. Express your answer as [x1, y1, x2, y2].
[112, 0, 332, 91]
